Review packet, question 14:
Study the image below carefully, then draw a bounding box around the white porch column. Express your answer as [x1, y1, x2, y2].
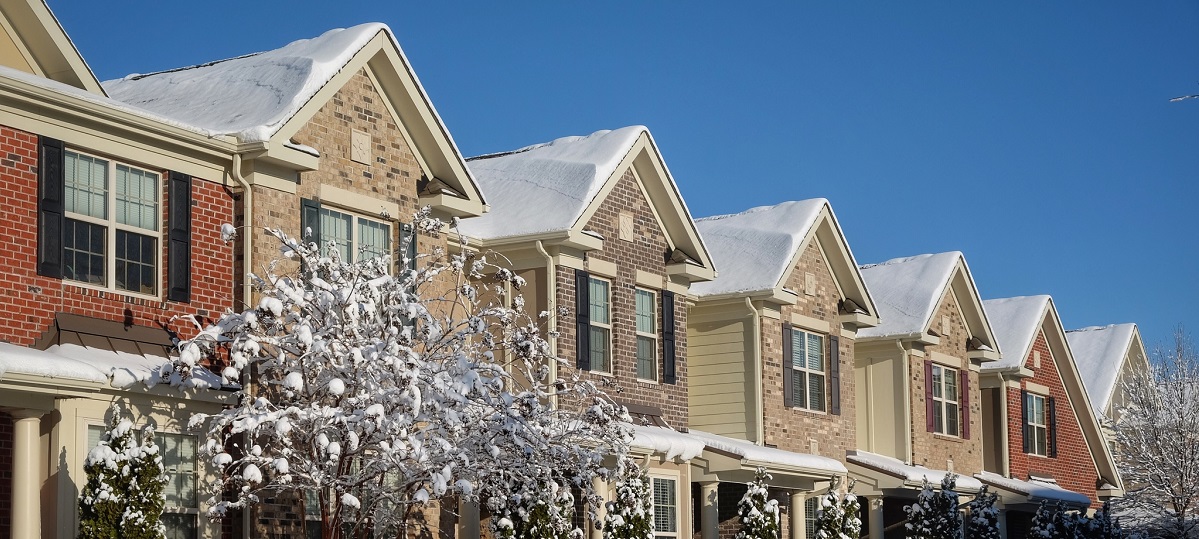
[592, 476, 608, 539]
[459, 498, 480, 539]
[11, 410, 43, 539]
[699, 481, 719, 539]
[866, 496, 884, 539]
[790, 491, 806, 539]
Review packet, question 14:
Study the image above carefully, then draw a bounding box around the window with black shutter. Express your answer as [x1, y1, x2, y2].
[661, 290, 675, 384]
[167, 171, 192, 302]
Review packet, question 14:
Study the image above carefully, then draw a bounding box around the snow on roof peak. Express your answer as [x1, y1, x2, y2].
[103, 23, 390, 142]
[457, 126, 647, 240]
[981, 295, 1052, 371]
[1066, 323, 1138, 413]
[690, 199, 827, 297]
[858, 252, 963, 339]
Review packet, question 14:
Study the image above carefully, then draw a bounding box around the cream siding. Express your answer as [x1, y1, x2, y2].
[854, 342, 906, 460]
[688, 305, 753, 439]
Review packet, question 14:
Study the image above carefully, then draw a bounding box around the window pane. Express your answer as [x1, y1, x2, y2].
[636, 335, 656, 380]
[161, 433, 197, 508]
[115, 231, 156, 294]
[945, 369, 958, 402]
[589, 326, 610, 371]
[358, 219, 390, 262]
[116, 165, 158, 231]
[319, 208, 352, 261]
[934, 401, 944, 433]
[635, 289, 655, 333]
[64, 219, 105, 284]
[932, 366, 943, 399]
[65, 151, 108, 219]
[809, 373, 826, 412]
[652, 478, 677, 533]
[589, 278, 609, 324]
[946, 403, 959, 436]
[162, 513, 196, 539]
[793, 371, 807, 409]
[804, 498, 818, 539]
[806, 333, 823, 371]
[1033, 396, 1045, 425]
[1035, 426, 1047, 455]
[791, 331, 806, 369]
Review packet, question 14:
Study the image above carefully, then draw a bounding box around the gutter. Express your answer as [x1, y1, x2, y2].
[745, 298, 764, 445]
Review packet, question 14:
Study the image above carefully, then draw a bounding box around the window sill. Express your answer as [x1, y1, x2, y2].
[64, 280, 162, 303]
[787, 406, 829, 417]
[932, 433, 964, 443]
[635, 376, 660, 385]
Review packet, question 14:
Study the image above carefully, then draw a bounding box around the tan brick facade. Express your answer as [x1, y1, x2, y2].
[908, 293, 984, 475]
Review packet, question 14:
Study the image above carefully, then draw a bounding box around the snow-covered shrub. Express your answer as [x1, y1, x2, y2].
[736, 467, 780, 539]
[813, 478, 861, 539]
[163, 212, 633, 539]
[604, 459, 654, 539]
[78, 404, 168, 539]
[504, 478, 577, 539]
[963, 485, 999, 539]
[1031, 500, 1085, 539]
[904, 474, 962, 539]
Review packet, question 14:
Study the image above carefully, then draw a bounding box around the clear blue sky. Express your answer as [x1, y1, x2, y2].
[53, 1, 1197, 352]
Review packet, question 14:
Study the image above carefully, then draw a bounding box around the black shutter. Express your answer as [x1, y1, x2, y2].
[960, 369, 970, 439]
[404, 223, 417, 271]
[574, 269, 590, 370]
[662, 290, 676, 384]
[37, 136, 65, 278]
[782, 324, 794, 408]
[167, 171, 192, 302]
[1021, 390, 1031, 453]
[1048, 396, 1058, 458]
[925, 360, 935, 432]
[300, 198, 321, 246]
[828, 335, 841, 415]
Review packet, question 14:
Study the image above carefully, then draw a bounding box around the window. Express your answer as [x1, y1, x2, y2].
[789, 329, 826, 411]
[587, 277, 611, 372]
[64, 150, 160, 295]
[1026, 392, 1049, 456]
[635, 289, 657, 380]
[318, 207, 391, 263]
[87, 426, 197, 538]
[931, 364, 960, 436]
[804, 497, 819, 539]
[652, 477, 678, 539]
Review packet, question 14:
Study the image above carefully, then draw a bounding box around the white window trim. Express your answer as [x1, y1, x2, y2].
[791, 328, 827, 413]
[1027, 392, 1049, 456]
[635, 288, 658, 382]
[318, 204, 394, 264]
[932, 364, 960, 437]
[587, 276, 613, 374]
[63, 148, 163, 300]
[649, 471, 681, 538]
[85, 423, 199, 538]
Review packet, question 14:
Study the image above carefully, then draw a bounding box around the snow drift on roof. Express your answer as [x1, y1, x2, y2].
[858, 252, 962, 339]
[457, 127, 645, 240]
[975, 471, 1092, 507]
[981, 295, 1051, 371]
[103, 23, 388, 142]
[846, 450, 983, 491]
[688, 430, 847, 474]
[1066, 323, 1137, 413]
[630, 425, 705, 461]
[690, 200, 825, 297]
[0, 342, 215, 389]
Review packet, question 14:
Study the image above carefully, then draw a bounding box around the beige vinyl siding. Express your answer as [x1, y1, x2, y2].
[981, 387, 1004, 473]
[0, 25, 35, 75]
[687, 306, 753, 439]
[854, 342, 906, 460]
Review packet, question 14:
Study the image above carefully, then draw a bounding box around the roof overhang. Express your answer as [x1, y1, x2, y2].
[974, 472, 1092, 510]
[846, 451, 983, 496]
[933, 255, 1000, 360]
[0, 0, 104, 94]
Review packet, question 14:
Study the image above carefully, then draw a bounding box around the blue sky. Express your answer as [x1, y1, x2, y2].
[55, 1, 1197, 352]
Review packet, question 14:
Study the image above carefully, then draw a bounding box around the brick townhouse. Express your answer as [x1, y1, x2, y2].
[978, 295, 1123, 537]
[850, 252, 1001, 539]
[457, 126, 718, 539]
[686, 199, 879, 539]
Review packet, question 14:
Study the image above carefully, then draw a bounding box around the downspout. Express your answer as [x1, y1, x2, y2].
[535, 241, 557, 408]
[898, 341, 912, 462]
[998, 376, 1011, 476]
[231, 153, 253, 307]
[746, 298, 764, 445]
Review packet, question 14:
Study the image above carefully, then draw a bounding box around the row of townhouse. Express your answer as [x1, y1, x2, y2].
[0, 2, 1152, 539]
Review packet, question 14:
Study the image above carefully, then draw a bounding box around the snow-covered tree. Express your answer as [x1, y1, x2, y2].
[604, 459, 654, 539]
[904, 474, 962, 539]
[736, 467, 780, 539]
[78, 404, 168, 539]
[161, 213, 633, 539]
[1030, 500, 1084, 539]
[1113, 329, 1199, 539]
[1081, 501, 1126, 539]
[505, 478, 577, 539]
[812, 478, 861, 539]
[963, 485, 999, 539]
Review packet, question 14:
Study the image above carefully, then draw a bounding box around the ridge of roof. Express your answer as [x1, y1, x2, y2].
[981, 295, 1052, 371]
[1066, 322, 1140, 413]
[858, 251, 963, 338]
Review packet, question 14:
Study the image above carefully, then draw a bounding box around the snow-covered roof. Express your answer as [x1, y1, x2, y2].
[1066, 323, 1139, 413]
[103, 23, 388, 143]
[690, 200, 825, 297]
[858, 252, 963, 339]
[630, 425, 706, 461]
[0, 342, 216, 389]
[846, 450, 983, 492]
[981, 295, 1052, 371]
[457, 127, 645, 240]
[975, 471, 1092, 507]
[689, 430, 847, 474]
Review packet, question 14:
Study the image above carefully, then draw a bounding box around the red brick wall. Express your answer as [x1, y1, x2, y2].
[0, 124, 235, 345]
[1006, 330, 1100, 506]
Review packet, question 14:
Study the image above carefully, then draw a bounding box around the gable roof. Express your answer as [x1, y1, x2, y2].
[0, 0, 104, 94]
[102, 23, 484, 214]
[857, 252, 998, 351]
[458, 126, 715, 279]
[1066, 323, 1145, 414]
[690, 200, 877, 317]
[981, 295, 1053, 370]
